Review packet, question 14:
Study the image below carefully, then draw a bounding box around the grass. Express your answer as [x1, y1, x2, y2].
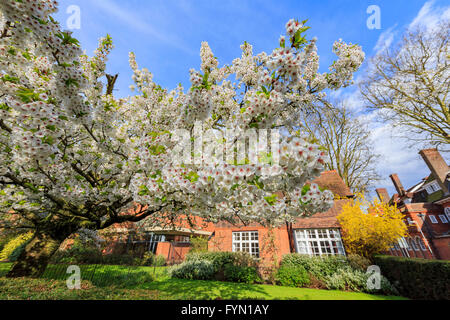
[140, 278, 406, 300]
[0, 263, 407, 300]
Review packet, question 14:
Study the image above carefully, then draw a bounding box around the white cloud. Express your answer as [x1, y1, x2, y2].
[373, 24, 397, 55]
[369, 120, 430, 196]
[409, 0, 450, 31]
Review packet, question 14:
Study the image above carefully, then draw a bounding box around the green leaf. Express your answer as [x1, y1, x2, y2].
[0, 103, 11, 111]
[2, 75, 20, 84]
[16, 87, 40, 103]
[65, 78, 79, 87]
[22, 51, 32, 61]
[56, 32, 80, 47]
[42, 136, 55, 145]
[264, 194, 279, 206]
[301, 185, 311, 196]
[46, 125, 57, 132]
[138, 185, 150, 196]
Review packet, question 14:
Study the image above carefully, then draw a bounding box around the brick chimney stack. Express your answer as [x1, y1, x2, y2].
[419, 149, 450, 195]
[390, 174, 406, 197]
[376, 188, 390, 203]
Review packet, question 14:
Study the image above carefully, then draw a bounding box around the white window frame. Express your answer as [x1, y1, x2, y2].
[177, 236, 191, 243]
[408, 237, 419, 251]
[429, 215, 438, 224]
[147, 233, 166, 253]
[416, 237, 427, 251]
[232, 231, 259, 257]
[294, 229, 346, 257]
[424, 181, 441, 194]
[398, 237, 409, 250]
[439, 215, 449, 223]
[444, 207, 450, 221]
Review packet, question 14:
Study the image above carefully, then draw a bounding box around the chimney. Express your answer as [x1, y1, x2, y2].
[390, 174, 406, 197]
[419, 149, 450, 195]
[376, 188, 390, 203]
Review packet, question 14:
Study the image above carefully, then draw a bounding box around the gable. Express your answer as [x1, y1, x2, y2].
[312, 170, 353, 198]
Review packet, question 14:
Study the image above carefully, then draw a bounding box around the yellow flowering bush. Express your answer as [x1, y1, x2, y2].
[0, 232, 34, 261]
[337, 194, 407, 258]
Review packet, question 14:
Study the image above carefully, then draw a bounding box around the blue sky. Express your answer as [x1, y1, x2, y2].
[54, 0, 449, 197]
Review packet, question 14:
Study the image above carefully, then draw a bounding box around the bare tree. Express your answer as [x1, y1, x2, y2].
[360, 22, 450, 148]
[299, 101, 381, 194]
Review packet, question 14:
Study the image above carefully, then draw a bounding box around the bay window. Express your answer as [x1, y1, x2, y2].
[294, 229, 346, 256]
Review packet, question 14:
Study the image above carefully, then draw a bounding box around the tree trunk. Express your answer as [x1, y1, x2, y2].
[6, 232, 65, 278]
[286, 222, 296, 253]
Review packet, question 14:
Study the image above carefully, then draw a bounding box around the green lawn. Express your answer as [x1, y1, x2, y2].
[0, 263, 406, 300]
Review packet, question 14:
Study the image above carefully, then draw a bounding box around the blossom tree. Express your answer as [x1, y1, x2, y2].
[0, 0, 364, 277]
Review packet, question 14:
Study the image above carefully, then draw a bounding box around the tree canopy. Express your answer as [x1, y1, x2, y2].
[0, 1, 364, 276]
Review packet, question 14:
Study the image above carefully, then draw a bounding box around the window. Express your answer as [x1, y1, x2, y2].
[408, 237, 419, 251]
[294, 229, 345, 257]
[177, 236, 190, 243]
[445, 207, 450, 218]
[425, 181, 441, 194]
[439, 215, 449, 223]
[429, 215, 438, 224]
[398, 237, 409, 250]
[147, 233, 166, 253]
[416, 237, 427, 251]
[232, 231, 259, 257]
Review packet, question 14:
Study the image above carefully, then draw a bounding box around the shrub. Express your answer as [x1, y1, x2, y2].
[51, 243, 103, 265]
[140, 252, 155, 266]
[169, 260, 215, 280]
[374, 275, 400, 296]
[8, 241, 29, 262]
[0, 232, 33, 261]
[102, 254, 134, 266]
[275, 264, 310, 288]
[374, 255, 450, 300]
[153, 255, 166, 267]
[337, 194, 407, 258]
[324, 266, 398, 295]
[223, 264, 261, 284]
[186, 251, 257, 272]
[184, 251, 258, 282]
[0, 235, 15, 253]
[347, 254, 371, 272]
[190, 237, 208, 253]
[281, 254, 348, 280]
[324, 267, 367, 292]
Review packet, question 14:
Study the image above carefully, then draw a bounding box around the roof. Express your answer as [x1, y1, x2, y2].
[423, 174, 435, 185]
[141, 226, 212, 237]
[406, 179, 427, 194]
[292, 199, 349, 229]
[312, 170, 353, 198]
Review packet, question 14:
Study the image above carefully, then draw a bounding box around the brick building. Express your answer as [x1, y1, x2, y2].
[106, 170, 354, 264]
[376, 149, 450, 260]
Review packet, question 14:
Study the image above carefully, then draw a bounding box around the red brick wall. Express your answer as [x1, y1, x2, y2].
[433, 238, 450, 260]
[393, 203, 450, 260]
[208, 225, 293, 263]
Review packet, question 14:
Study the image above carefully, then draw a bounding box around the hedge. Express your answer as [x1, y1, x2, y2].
[374, 255, 450, 300]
